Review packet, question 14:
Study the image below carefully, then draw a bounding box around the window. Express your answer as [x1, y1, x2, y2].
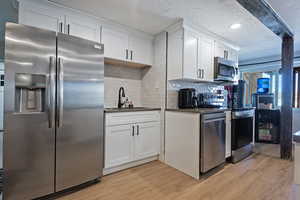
[294, 67, 300, 108]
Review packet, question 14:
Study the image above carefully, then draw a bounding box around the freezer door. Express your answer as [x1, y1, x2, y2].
[56, 33, 104, 191]
[4, 23, 56, 200]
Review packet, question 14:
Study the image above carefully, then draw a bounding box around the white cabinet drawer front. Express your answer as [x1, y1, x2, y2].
[105, 111, 160, 126]
[105, 125, 134, 168]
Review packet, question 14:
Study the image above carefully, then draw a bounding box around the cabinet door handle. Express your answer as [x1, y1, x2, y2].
[202, 69, 204, 79]
[199, 69, 202, 79]
[126, 49, 128, 60]
[130, 50, 133, 60]
[59, 22, 63, 33]
[137, 125, 139, 136]
[132, 126, 135, 136]
[67, 24, 70, 35]
[197, 69, 199, 78]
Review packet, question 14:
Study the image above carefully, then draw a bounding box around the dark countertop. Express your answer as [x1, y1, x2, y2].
[294, 131, 300, 143]
[105, 107, 161, 113]
[166, 108, 231, 114]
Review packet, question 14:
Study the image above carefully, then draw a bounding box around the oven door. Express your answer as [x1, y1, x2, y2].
[231, 110, 254, 150]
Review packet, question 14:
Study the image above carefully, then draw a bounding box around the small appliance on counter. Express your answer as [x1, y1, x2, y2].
[178, 88, 197, 108]
[178, 88, 227, 109]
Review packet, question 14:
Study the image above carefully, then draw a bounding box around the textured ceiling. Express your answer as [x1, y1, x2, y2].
[50, 0, 296, 62]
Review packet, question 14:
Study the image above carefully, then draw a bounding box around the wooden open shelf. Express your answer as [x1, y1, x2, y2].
[104, 57, 151, 69]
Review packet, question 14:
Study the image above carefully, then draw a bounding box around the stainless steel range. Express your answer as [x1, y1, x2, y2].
[4, 23, 104, 200]
[231, 108, 255, 163]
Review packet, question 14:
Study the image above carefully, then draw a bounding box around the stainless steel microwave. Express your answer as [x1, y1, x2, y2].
[214, 57, 238, 82]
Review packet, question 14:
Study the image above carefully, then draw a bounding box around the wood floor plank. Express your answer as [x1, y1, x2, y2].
[58, 154, 296, 200]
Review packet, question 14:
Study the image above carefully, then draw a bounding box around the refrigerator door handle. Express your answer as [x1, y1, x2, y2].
[48, 56, 56, 128]
[58, 57, 64, 128]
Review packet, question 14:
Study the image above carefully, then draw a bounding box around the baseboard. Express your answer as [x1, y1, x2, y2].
[103, 155, 159, 175]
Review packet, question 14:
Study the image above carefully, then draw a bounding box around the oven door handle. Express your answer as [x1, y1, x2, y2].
[232, 114, 254, 119]
[203, 117, 225, 123]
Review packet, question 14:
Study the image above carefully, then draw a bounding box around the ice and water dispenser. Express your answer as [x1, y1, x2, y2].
[15, 74, 46, 113]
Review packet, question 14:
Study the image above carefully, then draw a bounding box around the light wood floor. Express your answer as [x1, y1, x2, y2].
[58, 154, 297, 200]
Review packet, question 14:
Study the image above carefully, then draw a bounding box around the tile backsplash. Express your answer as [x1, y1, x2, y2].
[167, 80, 224, 109]
[104, 64, 143, 108]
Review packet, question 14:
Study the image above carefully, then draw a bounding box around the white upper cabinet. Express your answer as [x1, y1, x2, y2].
[101, 26, 153, 66]
[214, 42, 228, 59]
[183, 30, 198, 80]
[101, 26, 129, 61]
[105, 125, 134, 168]
[214, 41, 239, 65]
[19, 1, 64, 33]
[229, 50, 239, 65]
[64, 13, 101, 42]
[19, 0, 100, 43]
[19, 1, 153, 65]
[129, 36, 153, 66]
[167, 27, 214, 81]
[168, 29, 184, 80]
[198, 37, 214, 82]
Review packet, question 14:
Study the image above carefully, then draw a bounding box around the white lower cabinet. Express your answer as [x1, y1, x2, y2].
[104, 111, 160, 174]
[134, 122, 160, 160]
[105, 125, 134, 168]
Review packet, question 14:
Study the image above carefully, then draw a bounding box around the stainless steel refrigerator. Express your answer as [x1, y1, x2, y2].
[3, 23, 104, 200]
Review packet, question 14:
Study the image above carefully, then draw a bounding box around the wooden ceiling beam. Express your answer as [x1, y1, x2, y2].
[237, 0, 294, 38]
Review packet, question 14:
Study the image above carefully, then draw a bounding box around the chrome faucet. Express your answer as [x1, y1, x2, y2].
[118, 87, 126, 108]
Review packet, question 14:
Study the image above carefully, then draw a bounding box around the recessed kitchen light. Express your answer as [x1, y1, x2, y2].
[230, 23, 241, 29]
